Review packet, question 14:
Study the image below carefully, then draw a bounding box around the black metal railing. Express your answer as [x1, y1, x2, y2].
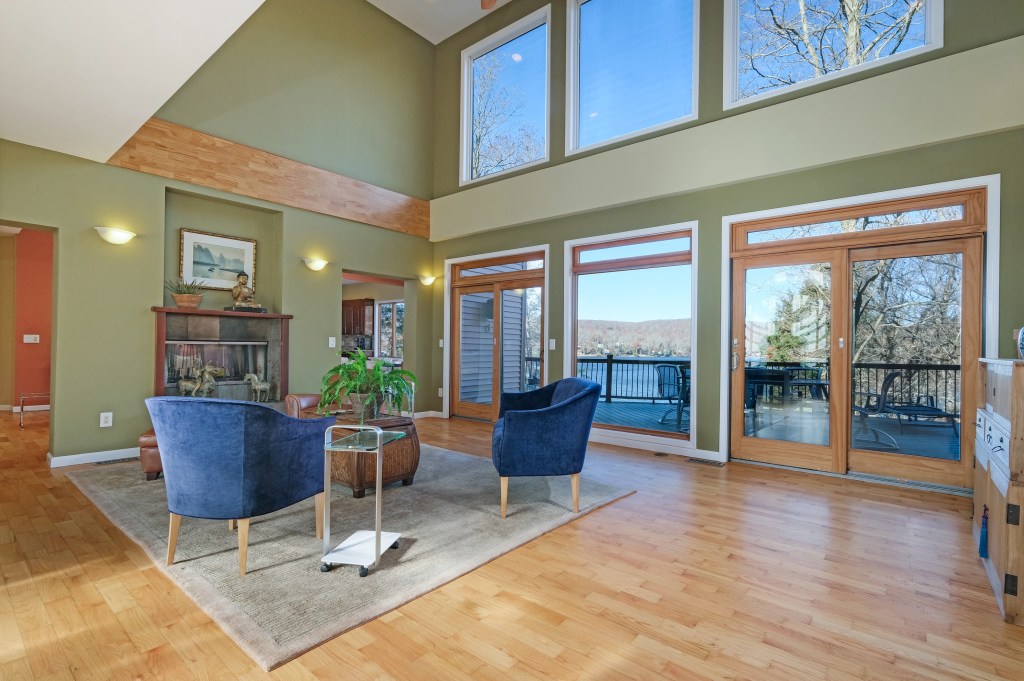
[574, 355, 690, 403]
[851, 362, 960, 415]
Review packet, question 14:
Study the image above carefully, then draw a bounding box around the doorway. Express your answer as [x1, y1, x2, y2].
[449, 252, 545, 421]
[729, 188, 985, 488]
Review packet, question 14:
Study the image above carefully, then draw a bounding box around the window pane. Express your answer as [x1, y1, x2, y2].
[737, 0, 929, 100]
[577, 0, 695, 148]
[395, 303, 404, 359]
[471, 24, 548, 179]
[747, 205, 964, 245]
[579, 237, 691, 263]
[378, 304, 393, 357]
[576, 265, 692, 434]
[459, 259, 544, 277]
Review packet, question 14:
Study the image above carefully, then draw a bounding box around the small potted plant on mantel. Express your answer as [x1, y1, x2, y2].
[318, 349, 417, 424]
[164, 278, 204, 309]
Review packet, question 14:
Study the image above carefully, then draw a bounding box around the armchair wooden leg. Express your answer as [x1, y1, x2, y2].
[237, 518, 250, 576]
[570, 473, 580, 513]
[500, 477, 509, 519]
[314, 492, 325, 540]
[228, 519, 236, 532]
[167, 513, 181, 566]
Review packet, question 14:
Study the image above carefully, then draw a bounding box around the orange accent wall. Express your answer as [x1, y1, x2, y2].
[14, 229, 53, 399]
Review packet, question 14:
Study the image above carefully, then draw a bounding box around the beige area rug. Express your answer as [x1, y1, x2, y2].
[67, 444, 633, 670]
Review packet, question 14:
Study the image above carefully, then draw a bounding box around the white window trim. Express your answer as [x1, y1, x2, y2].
[442, 245, 551, 418]
[718, 174, 1001, 461]
[564, 222, 706, 458]
[565, 0, 700, 157]
[459, 5, 552, 187]
[374, 299, 404, 359]
[723, 0, 944, 110]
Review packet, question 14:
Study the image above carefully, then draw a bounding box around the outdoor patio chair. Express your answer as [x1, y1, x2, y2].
[880, 370, 959, 436]
[145, 397, 334, 576]
[851, 371, 901, 450]
[491, 378, 600, 519]
[655, 364, 689, 430]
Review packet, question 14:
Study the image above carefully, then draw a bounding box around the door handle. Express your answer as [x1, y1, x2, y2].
[731, 352, 739, 371]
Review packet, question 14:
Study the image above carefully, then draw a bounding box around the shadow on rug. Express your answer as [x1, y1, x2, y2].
[67, 444, 634, 670]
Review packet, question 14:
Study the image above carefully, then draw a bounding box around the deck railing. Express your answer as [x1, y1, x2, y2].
[575, 355, 690, 403]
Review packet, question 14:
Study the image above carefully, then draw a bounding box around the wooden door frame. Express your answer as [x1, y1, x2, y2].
[845, 236, 983, 488]
[730, 248, 846, 472]
[450, 276, 545, 422]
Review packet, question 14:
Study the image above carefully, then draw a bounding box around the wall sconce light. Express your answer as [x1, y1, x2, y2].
[303, 258, 328, 271]
[418, 275, 437, 286]
[94, 226, 137, 245]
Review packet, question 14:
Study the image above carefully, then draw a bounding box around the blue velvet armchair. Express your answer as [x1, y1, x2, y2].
[491, 378, 601, 518]
[145, 397, 334, 575]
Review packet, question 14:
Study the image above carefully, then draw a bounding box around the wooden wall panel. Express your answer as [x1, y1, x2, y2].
[108, 118, 430, 239]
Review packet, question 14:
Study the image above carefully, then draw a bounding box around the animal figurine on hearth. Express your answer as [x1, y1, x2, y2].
[244, 373, 271, 402]
[177, 359, 218, 398]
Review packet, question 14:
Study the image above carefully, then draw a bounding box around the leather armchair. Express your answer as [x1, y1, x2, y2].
[491, 378, 601, 518]
[145, 397, 335, 575]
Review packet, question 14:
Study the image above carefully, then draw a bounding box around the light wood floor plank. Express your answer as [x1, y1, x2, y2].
[5, 412, 1024, 679]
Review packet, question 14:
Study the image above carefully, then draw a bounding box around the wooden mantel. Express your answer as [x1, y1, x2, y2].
[110, 118, 430, 239]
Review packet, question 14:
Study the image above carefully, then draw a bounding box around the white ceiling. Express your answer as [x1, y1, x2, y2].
[0, 0, 265, 163]
[367, 0, 513, 44]
[0, 0, 507, 165]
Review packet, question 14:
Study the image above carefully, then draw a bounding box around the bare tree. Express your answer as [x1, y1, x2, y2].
[738, 0, 926, 98]
[471, 53, 544, 178]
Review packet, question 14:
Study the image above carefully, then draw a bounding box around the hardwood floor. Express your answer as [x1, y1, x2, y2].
[3, 411, 1024, 679]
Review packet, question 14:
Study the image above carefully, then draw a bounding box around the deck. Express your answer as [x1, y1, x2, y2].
[594, 400, 690, 435]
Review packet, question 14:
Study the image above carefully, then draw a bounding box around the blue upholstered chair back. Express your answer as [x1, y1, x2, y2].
[492, 378, 601, 478]
[145, 397, 334, 520]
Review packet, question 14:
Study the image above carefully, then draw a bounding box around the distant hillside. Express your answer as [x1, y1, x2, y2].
[577, 318, 692, 356]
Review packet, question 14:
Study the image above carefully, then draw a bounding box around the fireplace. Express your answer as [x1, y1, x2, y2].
[153, 307, 292, 401]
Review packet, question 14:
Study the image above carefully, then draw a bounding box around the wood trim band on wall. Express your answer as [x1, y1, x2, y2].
[107, 118, 430, 239]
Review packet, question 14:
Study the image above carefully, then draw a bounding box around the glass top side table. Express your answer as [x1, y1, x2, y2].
[320, 425, 406, 576]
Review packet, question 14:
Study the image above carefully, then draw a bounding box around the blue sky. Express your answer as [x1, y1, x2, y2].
[578, 0, 694, 147]
[476, 0, 695, 161]
[578, 265, 691, 322]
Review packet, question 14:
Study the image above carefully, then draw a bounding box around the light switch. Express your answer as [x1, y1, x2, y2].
[329, 336, 337, 348]
[23, 334, 40, 344]
[548, 338, 556, 350]
[438, 338, 444, 348]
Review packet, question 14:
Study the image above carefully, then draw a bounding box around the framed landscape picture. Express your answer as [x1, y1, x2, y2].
[180, 229, 256, 291]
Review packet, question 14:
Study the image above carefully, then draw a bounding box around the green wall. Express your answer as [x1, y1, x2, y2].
[432, 0, 1024, 198]
[342, 282, 405, 303]
[0, 0, 438, 458]
[158, 0, 435, 200]
[0, 139, 436, 457]
[431, 128, 1024, 451]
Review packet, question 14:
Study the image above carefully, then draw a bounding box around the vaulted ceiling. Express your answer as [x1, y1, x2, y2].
[0, 0, 509, 164]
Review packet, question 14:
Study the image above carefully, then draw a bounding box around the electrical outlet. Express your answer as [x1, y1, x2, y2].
[23, 334, 40, 344]
[99, 412, 113, 428]
[438, 338, 444, 348]
[437, 387, 443, 397]
[328, 336, 337, 348]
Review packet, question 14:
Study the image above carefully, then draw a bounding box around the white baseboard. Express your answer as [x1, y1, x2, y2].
[13, 404, 50, 413]
[0, 404, 11, 411]
[588, 427, 726, 461]
[414, 411, 445, 419]
[48, 447, 141, 468]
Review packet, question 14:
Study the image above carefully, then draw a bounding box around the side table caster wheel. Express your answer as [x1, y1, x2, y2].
[320, 563, 332, 573]
[359, 566, 369, 578]
[390, 540, 400, 550]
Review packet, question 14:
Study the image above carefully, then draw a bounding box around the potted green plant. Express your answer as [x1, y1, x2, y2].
[164, 278, 204, 309]
[318, 349, 417, 423]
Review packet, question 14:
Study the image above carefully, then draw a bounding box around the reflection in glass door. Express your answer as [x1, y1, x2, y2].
[731, 254, 839, 472]
[501, 287, 543, 395]
[452, 286, 496, 420]
[847, 239, 981, 487]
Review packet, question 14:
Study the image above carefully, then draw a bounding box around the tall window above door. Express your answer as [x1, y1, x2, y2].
[567, 0, 698, 152]
[726, 0, 942, 107]
[461, 6, 550, 184]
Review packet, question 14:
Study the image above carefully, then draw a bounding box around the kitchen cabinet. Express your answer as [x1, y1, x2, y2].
[342, 298, 374, 336]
